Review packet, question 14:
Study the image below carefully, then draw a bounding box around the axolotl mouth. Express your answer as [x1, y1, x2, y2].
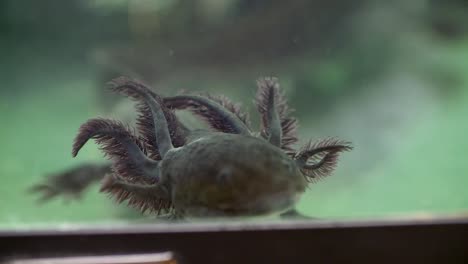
[178, 190, 303, 219]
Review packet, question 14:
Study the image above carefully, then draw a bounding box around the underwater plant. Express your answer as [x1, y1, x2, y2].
[32, 77, 352, 219]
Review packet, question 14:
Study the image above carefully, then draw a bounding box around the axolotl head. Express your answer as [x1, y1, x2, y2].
[72, 76, 353, 219]
[160, 133, 308, 218]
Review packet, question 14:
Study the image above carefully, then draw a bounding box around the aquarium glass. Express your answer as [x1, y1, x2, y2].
[1, 0, 468, 229]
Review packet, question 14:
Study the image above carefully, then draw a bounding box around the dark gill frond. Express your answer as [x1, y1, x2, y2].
[294, 137, 353, 182]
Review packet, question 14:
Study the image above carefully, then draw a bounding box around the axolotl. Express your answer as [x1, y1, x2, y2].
[32, 77, 352, 220]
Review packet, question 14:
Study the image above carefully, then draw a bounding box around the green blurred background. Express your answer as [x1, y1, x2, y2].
[1, 0, 468, 228]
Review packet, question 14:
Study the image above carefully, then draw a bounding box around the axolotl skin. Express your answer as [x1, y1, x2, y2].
[34, 77, 352, 220]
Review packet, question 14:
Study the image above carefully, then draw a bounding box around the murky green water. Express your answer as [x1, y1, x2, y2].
[1, 0, 468, 229]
